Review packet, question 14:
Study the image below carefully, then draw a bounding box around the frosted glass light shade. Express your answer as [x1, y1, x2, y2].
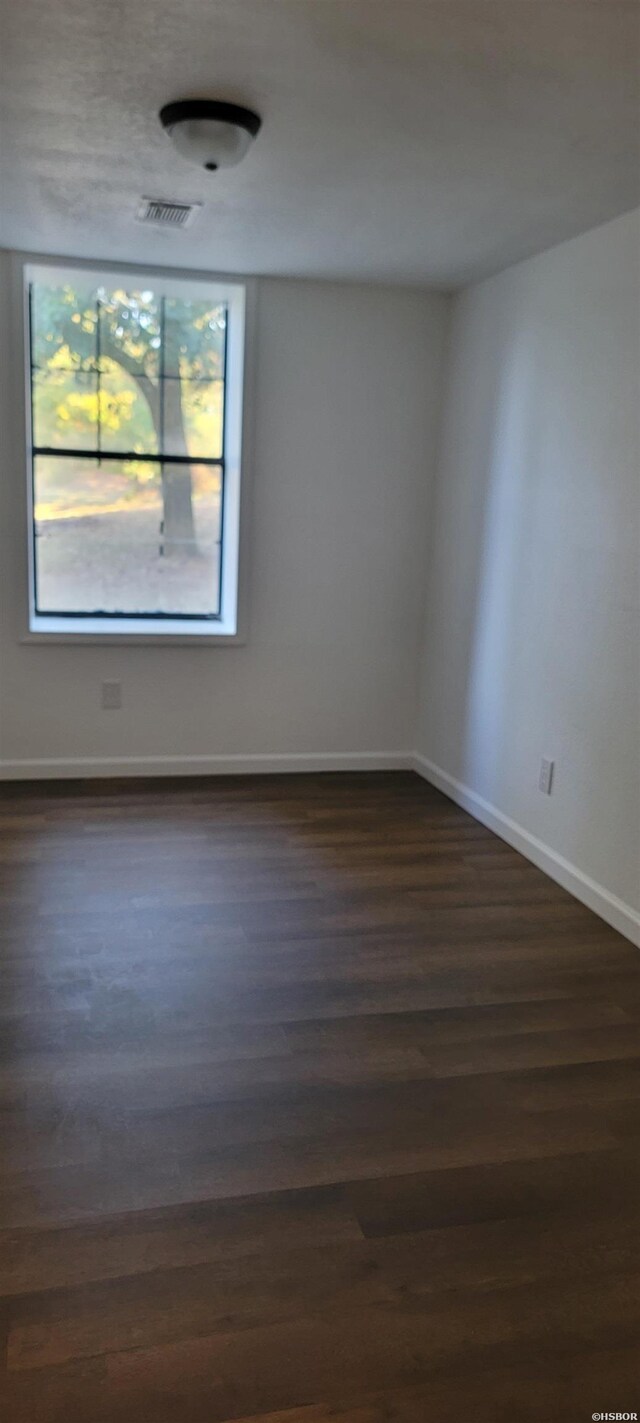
[160, 101, 262, 172]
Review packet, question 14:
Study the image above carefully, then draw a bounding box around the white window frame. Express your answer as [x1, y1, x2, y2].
[21, 259, 254, 644]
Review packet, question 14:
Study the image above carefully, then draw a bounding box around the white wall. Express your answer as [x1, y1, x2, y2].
[417, 209, 640, 937]
[0, 258, 448, 773]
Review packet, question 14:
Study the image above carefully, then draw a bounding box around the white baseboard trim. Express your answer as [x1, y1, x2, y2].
[413, 752, 640, 950]
[0, 751, 413, 781]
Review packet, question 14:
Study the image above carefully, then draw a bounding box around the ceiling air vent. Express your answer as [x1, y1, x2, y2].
[135, 197, 201, 229]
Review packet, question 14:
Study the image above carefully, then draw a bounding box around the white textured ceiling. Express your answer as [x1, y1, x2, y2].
[1, 0, 638, 286]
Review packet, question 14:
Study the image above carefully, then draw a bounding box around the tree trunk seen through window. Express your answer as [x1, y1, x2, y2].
[160, 311, 196, 556]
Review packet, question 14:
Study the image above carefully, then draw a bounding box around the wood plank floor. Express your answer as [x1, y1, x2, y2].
[0, 770, 638, 1422]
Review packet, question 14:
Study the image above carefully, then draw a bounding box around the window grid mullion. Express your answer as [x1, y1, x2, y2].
[159, 292, 166, 465]
[31, 447, 225, 468]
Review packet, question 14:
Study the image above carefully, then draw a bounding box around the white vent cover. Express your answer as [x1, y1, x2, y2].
[136, 198, 201, 229]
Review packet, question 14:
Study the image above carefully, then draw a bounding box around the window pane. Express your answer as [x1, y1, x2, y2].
[163, 298, 226, 379]
[164, 379, 224, 459]
[32, 284, 226, 462]
[33, 456, 222, 617]
[98, 367, 159, 456]
[32, 370, 99, 451]
[98, 289, 161, 381]
[31, 282, 98, 372]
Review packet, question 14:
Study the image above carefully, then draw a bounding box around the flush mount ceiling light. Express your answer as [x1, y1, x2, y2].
[159, 99, 262, 172]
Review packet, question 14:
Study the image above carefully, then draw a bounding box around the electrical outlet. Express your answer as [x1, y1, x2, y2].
[538, 757, 554, 795]
[101, 680, 122, 711]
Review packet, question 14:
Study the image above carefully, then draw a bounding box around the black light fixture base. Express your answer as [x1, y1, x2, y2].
[159, 100, 262, 138]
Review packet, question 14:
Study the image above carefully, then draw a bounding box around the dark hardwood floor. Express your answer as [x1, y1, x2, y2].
[0, 771, 638, 1422]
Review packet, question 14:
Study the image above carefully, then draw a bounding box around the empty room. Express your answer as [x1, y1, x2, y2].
[0, 2, 639, 1420]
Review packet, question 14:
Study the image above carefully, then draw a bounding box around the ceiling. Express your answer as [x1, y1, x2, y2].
[1, 0, 638, 287]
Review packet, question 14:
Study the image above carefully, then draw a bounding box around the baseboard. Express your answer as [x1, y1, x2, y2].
[0, 751, 413, 781]
[413, 752, 640, 950]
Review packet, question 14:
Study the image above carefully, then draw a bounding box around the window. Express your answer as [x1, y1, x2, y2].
[24, 264, 247, 638]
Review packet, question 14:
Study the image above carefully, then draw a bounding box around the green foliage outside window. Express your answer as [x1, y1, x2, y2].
[31, 283, 227, 553]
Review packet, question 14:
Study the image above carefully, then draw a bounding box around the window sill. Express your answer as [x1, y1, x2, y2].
[23, 615, 244, 646]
